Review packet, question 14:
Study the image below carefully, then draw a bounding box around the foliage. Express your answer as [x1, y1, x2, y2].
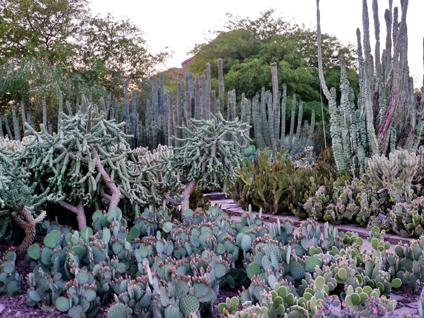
[188, 9, 359, 109]
[0, 0, 89, 66]
[79, 13, 170, 81]
[0, 0, 169, 128]
[0, 58, 108, 120]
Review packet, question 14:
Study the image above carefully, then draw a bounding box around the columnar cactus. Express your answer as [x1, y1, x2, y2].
[317, 0, 424, 176]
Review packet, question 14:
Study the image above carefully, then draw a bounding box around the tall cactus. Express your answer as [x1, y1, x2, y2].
[11, 105, 20, 142]
[317, 0, 424, 176]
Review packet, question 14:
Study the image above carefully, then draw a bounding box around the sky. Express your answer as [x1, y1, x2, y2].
[90, 0, 424, 89]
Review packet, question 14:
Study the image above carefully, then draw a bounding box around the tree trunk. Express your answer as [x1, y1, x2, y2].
[92, 148, 124, 212]
[10, 208, 36, 257]
[58, 201, 86, 230]
[180, 179, 198, 212]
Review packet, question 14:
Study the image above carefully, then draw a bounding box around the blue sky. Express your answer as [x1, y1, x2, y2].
[91, 0, 424, 88]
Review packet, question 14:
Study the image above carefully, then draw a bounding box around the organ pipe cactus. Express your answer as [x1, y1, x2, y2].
[317, 0, 424, 177]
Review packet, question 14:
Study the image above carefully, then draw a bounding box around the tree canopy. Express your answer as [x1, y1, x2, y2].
[0, 0, 89, 67]
[187, 9, 359, 120]
[0, 0, 169, 124]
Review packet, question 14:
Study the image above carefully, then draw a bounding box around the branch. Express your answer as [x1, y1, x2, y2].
[57, 200, 86, 230]
[10, 208, 36, 258]
[316, 0, 331, 101]
[162, 193, 182, 206]
[180, 179, 198, 212]
[92, 148, 123, 212]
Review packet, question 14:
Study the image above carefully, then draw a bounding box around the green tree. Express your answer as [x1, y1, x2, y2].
[79, 14, 170, 80]
[0, 2, 170, 127]
[0, 0, 89, 66]
[187, 9, 359, 121]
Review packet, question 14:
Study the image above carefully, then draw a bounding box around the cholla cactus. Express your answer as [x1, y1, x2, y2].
[0, 139, 48, 256]
[164, 113, 250, 212]
[13, 107, 159, 231]
[136, 144, 174, 191]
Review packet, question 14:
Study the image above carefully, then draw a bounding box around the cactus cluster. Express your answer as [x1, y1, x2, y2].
[228, 147, 343, 216]
[0, 247, 22, 296]
[317, 0, 424, 177]
[7, 193, 423, 317]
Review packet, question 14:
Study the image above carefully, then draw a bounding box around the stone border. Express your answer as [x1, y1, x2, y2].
[204, 193, 412, 246]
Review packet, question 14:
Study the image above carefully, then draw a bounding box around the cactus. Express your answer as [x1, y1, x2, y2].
[317, 0, 424, 177]
[164, 113, 249, 211]
[0, 248, 23, 296]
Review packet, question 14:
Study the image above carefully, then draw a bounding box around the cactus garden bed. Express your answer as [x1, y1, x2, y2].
[0, 204, 423, 317]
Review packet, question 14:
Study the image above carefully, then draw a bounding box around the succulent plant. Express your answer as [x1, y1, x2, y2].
[227, 149, 342, 217]
[0, 247, 23, 296]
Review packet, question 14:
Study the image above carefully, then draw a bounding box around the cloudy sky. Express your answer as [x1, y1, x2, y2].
[91, 0, 424, 88]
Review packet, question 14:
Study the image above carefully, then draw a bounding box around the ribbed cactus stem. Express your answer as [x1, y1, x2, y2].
[372, 0, 381, 79]
[216, 99, 221, 114]
[57, 86, 63, 133]
[316, 0, 331, 100]
[152, 122, 156, 149]
[167, 90, 174, 146]
[137, 117, 143, 146]
[218, 58, 225, 100]
[123, 80, 129, 122]
[384, 1, 393, 79]
[11, 104, 20, 141]
[241, 93, 247, 123]
[289, 94, 296, 136]
[42, 98, 47, 128]
[306, 109, 316, 146]
[252, 93, 265, 149]
[99, 96, 105, 112]
[273, 89, 280, 145]
[246, 99, 251, 132]
[266, 91, 277, 153]
[211, 90, 216, 117]
[159, 73, 164, 115]
[187, 72, 194, 100]
[205, 63, 211, 119]
[184, 77, 191, 128]
[161, 111, 167, 145]
[260, 87, 271, 147]
[4, 116, 12, 140]
[152, 75, 157, 111]
[194, 75, 200, 120]
[201, 74, 206, 119]
[131, 90, 137, 114]
[173, 108, 179, 148]
[281, 83, 287, 147]
[0, 117, 3, 137]
[271, 63, 279, 144]
[177, 81, 182, 128]
[295, 101, 303, 144]
[21, 101, 26, 136]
